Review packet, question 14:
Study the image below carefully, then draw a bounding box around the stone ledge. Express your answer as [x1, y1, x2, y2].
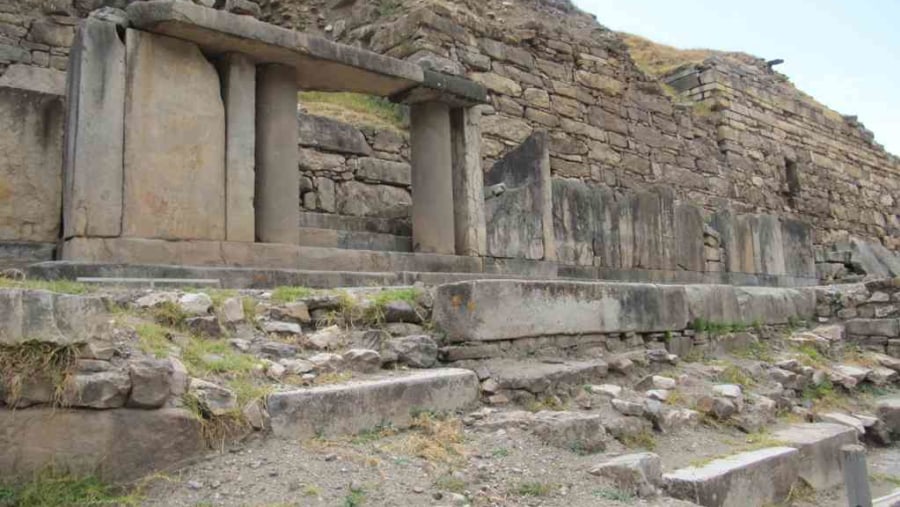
[771, 423, 858, 490]
[267, 368, 479, 439]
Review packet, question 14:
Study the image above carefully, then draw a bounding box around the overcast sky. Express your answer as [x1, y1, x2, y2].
[573, 0, 900, 156]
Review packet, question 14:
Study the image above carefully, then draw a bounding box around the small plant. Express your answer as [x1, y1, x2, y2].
[344, 485, 365, 507]
[491, 447, 510, 458]
[793, 343, 827, 367]
[0, 342, 79, 407]
[664, 330, 673, 342]
[434, 474, 466, 493]
[271, 286, 315, 303]
[363, 288, 421, 325]
[148, 300, 189, 328]
[525, 395, 568, 412]
[378, 413, 466, 464]
[181, 338, 259, 377]
[351, 422, 396, 445]
[718, 365, 755, 388]
[302, 484, 322, 497]
[313, 371, 353, 386]
[593, 487, 634, 502]
[0, 276, 93, 295]
[241, 296, 257, 320]
[135, 322, 176, 358]
[0, 472, 140, 506]
[513, 481, 556, 497]
[621, 429, 656, 450]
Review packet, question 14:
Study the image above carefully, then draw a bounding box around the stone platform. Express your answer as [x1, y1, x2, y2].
[53, 237, 819, 289]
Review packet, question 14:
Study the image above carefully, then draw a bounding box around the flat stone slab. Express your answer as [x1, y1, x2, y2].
[126, 0, 423, 96]
[0, 408, 204, 482]
[663, 447, 799, 507]
[846, 318, 900, 337]
[433, 280, 816, 342]
[772, 423, 858, 490]
[0, 288, 110, 346]
[483, 359, 608, 394]
[267, 369, 479, 439]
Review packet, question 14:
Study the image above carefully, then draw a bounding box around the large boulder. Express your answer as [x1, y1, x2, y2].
[590, 452, 662, 497]
[0, 289, 110, 346]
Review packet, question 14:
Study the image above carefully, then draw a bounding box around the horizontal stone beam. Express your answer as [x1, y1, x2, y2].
[432, 280, 818, 342]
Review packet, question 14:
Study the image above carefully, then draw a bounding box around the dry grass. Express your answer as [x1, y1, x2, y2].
[620, 32, 717, 77]
[0, 342, 79, 407]
[378, 413, 467, 464]
[299, 91, 407, 132]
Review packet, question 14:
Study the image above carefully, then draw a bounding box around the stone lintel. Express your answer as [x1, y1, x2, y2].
[126, 0, 424, 97]
[392, 69, 488, 107]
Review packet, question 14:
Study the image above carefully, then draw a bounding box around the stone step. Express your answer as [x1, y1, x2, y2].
[472, 359, 609, 400]
[0, 408, 204, 482]
[771, 422, 858, 490]
[0, 241, 55, 269]
[297, 226, 411, 252]
[663, 447, 799, 507]
[266, 368, 479, 439]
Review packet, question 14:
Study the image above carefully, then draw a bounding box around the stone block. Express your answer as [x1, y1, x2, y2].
[663, 447, 799, 507]
[122, 29, 225, 240]
[0, 289, 110, 346]
[410, 102, 455, 254]
[267, 369, 478, 439]
[433, 280, 689, 342]
[485, 131, 553, 260]
[218, 53, 255, 242]
[297, 113, 371, 156]
[0, 408, 204, 482]
[675, 203, 705, 272]
[0, 64, 66, 96]
[0, 86, 64, 242]
[876, 397, 900, 435]
[590, 452, 662, 497]
[351, 157, 411, 186]
[336, 181, 411, 218]
[845, 319, 900, 338]
[450, 106, 487, 256]
[255, 63, 299, 244]
[771, 423, 858, 490]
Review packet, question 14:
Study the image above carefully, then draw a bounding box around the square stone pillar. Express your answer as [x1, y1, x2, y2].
[63, 17, 126, 239]
[450, 106, 486, 256]
[255, 64, 299, 245]
[218, 53, 255, 242]
[410, 102, 455, 254]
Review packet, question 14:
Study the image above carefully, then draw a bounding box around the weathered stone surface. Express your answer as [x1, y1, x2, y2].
[221, 296, 245, 323]
[434, 280, 689, 342]
[256, 63, 299, 244]
[179, 293, 213, 315]
[336, 181, 411, 218]
[590, 452, 662, 497]
[128, 358, 175, 409]
[663, 447, 799, 507]
[410, 101, 455, 254]
[0, 407, 204, 482]
[530, 410, 606, 452]
[0, 289, 109, 346]
[485, 131, 553, 260]
[449, 106, 487, 257]
[351, 157, 410, 186]
[341, 348, 381, 373]
[307, 325, 343, 350]
[122, 29, 225, 241]
[771, 423, 858, 490]
[0, 64, 66, 96]
[218, 53, 256, 242]
[267, 369, 478, 438]
[63, 369, 131, 409]
[298, 113, 371, 156]
[0, 85, 65, 243]
[845, 318, 899, 337]
[188, 378, 237, 416]
[876, 397, 900, 435]
[387, 334, 438, 368]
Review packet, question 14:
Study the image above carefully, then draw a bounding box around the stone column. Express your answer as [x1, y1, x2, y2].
[218, 53, 255, 242]
[410, 102, 455, 254]
[63, 17, 126, 239]
[255, 64, 299, 245]
[450, 106, 486, 256]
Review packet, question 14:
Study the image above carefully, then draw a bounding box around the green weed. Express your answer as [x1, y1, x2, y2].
[718, 365, 755, 388]
[135, 322, 176, 358]
[592, 487, 634, 502]
[0, 473, 139, 507]
[621, 429, 656, 450]
[299, 91, 406, 131]
[434, 475, 466, 493]
[344, 485, 365, 507]
[270, 286, 315, 304]
[0, 277, 93, 295]
[513, 481, 555, 497]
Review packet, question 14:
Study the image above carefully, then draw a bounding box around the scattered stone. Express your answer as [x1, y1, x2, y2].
[281, 358, 315, 375]
[221, 297, 245, 323]
[652, 375, 676, 390]
[659, 408, 700, 432]
[531, 411, 606, 452]
[481, 378, 500, 394]
[307, 325, 343, 350]
[589, 452, 661, 497]
[853, 413, 891, 446]
[381, 300, 422, 323]
[127, 358, 174, 409]
[178, 293, 212, 316]
[260, 341, 299, 358]
[383, 322, 425, 336]
[184, 316, 222, 338]
[271, 302, 311, 323]
[342, 349, 381, 373]
[819, 412, 865, 435]
[867, 366, 897, 385]
[713, 384, 742, 400]
[611, 398, 644, 417]
[733, 395, 776, 433]
[876, 397, 900, 435]
[308, 353, 343, 373]
[833, 364, 871, 383]
[262, 320, 303, 335]
[134, 292, 178, 308]
[696, 396, 736, 420]
[607, 357, 634, 375]
[188, 378, 237, 416]
[589, 384, 622, 398]
[646, 389, 669, 402]
[387, 335, 438, 368]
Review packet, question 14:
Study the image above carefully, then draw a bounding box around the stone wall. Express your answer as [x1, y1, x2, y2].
[308, 0, 899, 254]
[298, 112, 412, 228]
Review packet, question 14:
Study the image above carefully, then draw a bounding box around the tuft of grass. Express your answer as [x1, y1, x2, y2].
[351, 423, 396, 445]
[227, 377, 273, 407]
[378, 413, 466, 464]
[206, 289, 237, 310]
[181, 393, 250, 450]
[525, 395, 568, 413]
[621, 429, 656, 450]
[344, 485, 365, 507]
[270, 286, 315, 304]
[0, 277, 93, 295]
[148, 301, 189, 328]
[620, 32, 717, 77]
[0, 473, 140, 507]
[793, 343, 828, 367]
[491, 447, 510, 458]
[313, 371, 353, 386]
[299, 91, 406, 131]
[592, 487, 634, 502]
[512, 481, 556, 497]
[0, 342, 79, 407]
[241, 296, 257, 320]
[135, 322, 176, 358]
[302, 484, 322, 497]
[690, 318, 748, 337]
[871, 472, 900, 487]
[363, 288, 421, 326]
[718, 365, 755, 388]
[181, 338, 260, 378]
[733, 340, 774, 363]
[434, 475, 466, 494]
